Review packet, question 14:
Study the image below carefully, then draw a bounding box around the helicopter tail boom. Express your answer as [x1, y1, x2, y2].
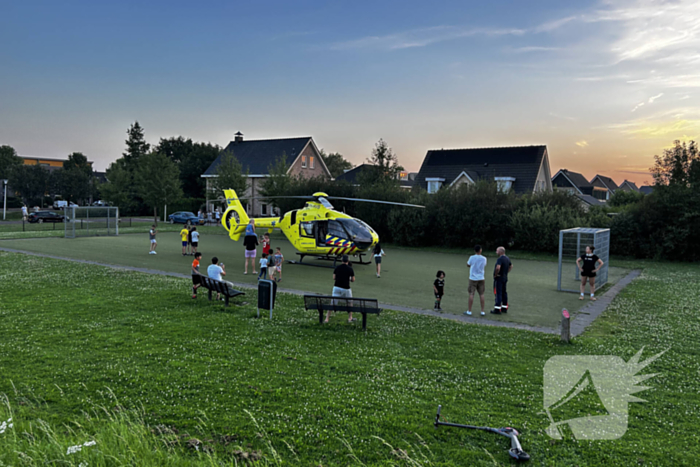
[222, 189, 251, 241]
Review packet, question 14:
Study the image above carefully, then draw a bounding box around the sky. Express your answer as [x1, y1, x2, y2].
[1, 0, 699, 185]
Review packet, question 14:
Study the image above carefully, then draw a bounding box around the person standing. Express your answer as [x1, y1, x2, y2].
[148, 225, 158, 255]
[215, 207, 221, 225]
[191, 252, 202, 298]
[258, 253, 269, 280]
[433, 270, 445, 311]
[21, 204, 28, 221]
[492, 246, 512, 314]
[180, 226, 190, 255]
[191, 227, 199, 255]
[326, 255, 355, 323]
[373, 243, 385, 278]
[243, 231, 258, 274]
[269, 247, 283, 282]
[576, 245, 604, 301]
[465, 245, 487, 316]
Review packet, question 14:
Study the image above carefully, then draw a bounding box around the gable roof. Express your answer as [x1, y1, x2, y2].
[639, 185, 654, 195]
[619, 180, 640, 191]
[335, 164, 373, 184]
[415, 145, 548, 194]
[590, 174, 619, 191]
[576, 193, 604, 207]
[203, 137, 313, 177]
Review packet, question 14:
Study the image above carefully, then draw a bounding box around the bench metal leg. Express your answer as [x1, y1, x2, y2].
[225, 295, 229, 307]
[319, 309, 324, 324]
[362, 312, 367, 330]
[208, 289, 212, 301]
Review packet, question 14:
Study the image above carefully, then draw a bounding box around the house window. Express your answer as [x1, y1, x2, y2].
[309, 156, 315, 169]
[426, 178, 445, 194]
[261, 203, 268, 215]
[301, 156, 307, 168]
[495, 177, 516, 192]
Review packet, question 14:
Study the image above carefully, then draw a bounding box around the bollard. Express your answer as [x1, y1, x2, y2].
[560, 308, 570, 343]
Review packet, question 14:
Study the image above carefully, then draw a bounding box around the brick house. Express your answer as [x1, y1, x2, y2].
[201, 133, 332, 216]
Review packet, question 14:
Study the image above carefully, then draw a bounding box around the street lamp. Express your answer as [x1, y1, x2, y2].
[2, 179, 7, 221]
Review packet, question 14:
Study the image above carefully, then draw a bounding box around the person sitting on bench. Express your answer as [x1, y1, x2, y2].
[207, 256, 230, 300]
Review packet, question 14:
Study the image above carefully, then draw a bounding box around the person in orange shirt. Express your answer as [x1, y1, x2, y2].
[191, 252, 202, 298]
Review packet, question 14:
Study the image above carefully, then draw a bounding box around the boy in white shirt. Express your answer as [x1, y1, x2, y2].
[207, 256, 228, 300]
[258, 253, 269, 280]
[465, 244, 487, 316]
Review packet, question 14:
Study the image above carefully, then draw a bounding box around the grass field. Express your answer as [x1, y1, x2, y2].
[0, 231, 628, 328]
[0, 251, 697, 465]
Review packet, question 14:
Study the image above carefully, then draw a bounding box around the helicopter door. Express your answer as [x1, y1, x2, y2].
[316, 221, 328, 246]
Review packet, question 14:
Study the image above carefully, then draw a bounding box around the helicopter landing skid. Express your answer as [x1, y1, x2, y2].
[288, 253, 372, 268]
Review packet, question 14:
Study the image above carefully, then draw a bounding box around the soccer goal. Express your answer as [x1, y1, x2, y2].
[65, 206, 119, 238]
[557, 227, 610, 292]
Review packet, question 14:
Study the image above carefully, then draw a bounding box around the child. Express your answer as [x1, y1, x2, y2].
[258, 253, 268, 280]
[267, 250, 276, 280]
[433, 270, 445, 311]
[191, 227, 199, 255]
[272, 247, 283, 282]
[373, 243, 385, 278]
[245, 219, 256, 236]
[191, 252, 202, 298]
[262, 233, 271, 256]
[149, 225, 158, 255]
[187, 225, 193, 255]
[180, 226, 189, 255]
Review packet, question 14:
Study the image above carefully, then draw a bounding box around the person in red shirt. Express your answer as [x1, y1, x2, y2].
[262, 233, 271, 256]
[191, 252, 202, 298]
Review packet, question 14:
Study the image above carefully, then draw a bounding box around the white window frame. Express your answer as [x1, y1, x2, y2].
[494, 176, 516, 193]
[426, 177, 445, 194]
[309, 156, 315, 169]
[301, 156, 307, 168]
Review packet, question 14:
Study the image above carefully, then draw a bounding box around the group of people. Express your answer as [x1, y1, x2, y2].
[244, 220, 283, 282]
[179, 225, 200, 256]
[197, 208, 221, 225]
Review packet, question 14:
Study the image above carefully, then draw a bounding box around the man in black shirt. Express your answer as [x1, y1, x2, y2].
[576, 245, 604, 301]
[492, 246, 513, 314]
[327, 255, 355, 323]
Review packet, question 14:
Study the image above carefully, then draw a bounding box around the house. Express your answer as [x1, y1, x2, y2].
[639, 185, 654, 195]
[414, 145, 553, 194]
[335, 164, 416, 189]
[21, 156, 94, 173]
[618, 180, 640, 192]
[589, 175, 619, 201]
[576, 194, 605, 211]
[201, 132, 332, 216]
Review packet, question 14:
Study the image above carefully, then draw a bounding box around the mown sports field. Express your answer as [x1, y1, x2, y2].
[0, 229, 628, 329]
[0, 249, 697, 466]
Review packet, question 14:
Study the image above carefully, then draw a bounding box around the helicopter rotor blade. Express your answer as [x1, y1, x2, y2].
[325, 197, 425, 208]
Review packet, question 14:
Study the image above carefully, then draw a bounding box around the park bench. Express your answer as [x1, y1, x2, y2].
[199, 276, 245, 306]
[303, 295, 381, 330]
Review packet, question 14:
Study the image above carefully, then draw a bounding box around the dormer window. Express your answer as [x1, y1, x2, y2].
[495, 176, 516, 192]
[426, 177, 445, 194]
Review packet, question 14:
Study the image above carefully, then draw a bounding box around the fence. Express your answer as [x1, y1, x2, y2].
[557, 227, 610, 293]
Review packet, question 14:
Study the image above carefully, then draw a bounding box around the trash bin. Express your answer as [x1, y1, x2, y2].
[257, 279, 277, 319]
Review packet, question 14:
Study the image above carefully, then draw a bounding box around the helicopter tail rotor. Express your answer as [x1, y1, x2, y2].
[222, 189, 250, 241]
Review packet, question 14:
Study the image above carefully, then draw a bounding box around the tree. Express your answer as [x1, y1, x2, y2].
[155, 137, 221, 198]
[319, 149, 353, 178]
[651, 140, 699, 186]
[63, 152, 93, 177]
[134, 152, 183, 224]
[9, 163, 49, 205]
[212, 150, 248, 196]
[361, 139, 404, 185]
[0, 145, 22, 181]
[123, 122, 150, 167]
[57, 152, 93, 203]
[100, 161, 135, 212]
[260, 155, 295, 212]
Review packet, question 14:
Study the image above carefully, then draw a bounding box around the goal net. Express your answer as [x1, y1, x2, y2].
[557, 227, 610, 292]
[65, 206, 119, 238]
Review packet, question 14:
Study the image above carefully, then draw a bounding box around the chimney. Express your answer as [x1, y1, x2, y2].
[234, 131, 244, 143]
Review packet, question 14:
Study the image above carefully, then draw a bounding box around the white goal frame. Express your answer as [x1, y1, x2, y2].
[557, 227, 610, 293]
[65, 206, 119, 238]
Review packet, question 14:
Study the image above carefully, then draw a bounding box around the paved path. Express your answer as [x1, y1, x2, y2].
[0, 246, 640, 336]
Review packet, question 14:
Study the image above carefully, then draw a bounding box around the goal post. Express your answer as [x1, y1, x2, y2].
[557, 227, 610, 292]
[65, 206, 119, 238]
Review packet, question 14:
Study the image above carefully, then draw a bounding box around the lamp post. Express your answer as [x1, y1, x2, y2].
[2, 179, 7, 221]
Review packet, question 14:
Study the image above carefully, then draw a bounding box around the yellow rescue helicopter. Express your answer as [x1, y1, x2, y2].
[220, 189, 424, 265]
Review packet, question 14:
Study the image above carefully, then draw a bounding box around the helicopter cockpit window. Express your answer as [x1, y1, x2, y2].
[327, 220, 346, 239]
[300, 222, 314, 238]
[337, 218, 371, 240]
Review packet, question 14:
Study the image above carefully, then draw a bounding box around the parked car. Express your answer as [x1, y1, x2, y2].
[168, 211, 203, 225]
[28, 211, 65, 223]
[53, 200, 79, 210]
[92, 200, 108, 206]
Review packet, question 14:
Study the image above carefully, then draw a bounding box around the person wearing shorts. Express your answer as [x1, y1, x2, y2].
[465, 245, 487, 316]
[269, 247, 283, 282]
[191, 252, 202, 298]
[180, 226, 189, 255]
[327, 255, 355, 323]
[149, 225, 158, 255]
[577, 245, 604, 301]
[373, 243, 385, 278]
[191, 228, 199, 255]
[243, 233, 258, 274]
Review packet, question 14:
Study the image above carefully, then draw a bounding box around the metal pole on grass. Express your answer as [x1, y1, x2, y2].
[557, 230, 563, 291]
[2, 179, 7, 220]
[115, 207, 119, 236]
